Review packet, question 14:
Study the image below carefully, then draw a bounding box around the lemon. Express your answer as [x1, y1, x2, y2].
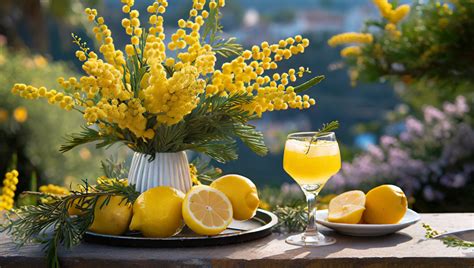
[210, 174, 259, 220]
[129, 186, 185, 238]
[68, 198, 87, 216]
[88, 195, 132, 235]
[363, 184, 408, 224]
[182, 185, 233, 236]
[328, 190, 366, 224]
[68, 185, 95, 216]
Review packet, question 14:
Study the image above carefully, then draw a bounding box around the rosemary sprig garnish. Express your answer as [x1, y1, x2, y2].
[422, 223, 474, 249]
[305, 120, 340, 154]
[273, 205, 307, 233]
[0, 178, 139, 268]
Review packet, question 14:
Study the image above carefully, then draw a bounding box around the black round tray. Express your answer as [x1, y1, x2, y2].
[84, 209, 278, 247]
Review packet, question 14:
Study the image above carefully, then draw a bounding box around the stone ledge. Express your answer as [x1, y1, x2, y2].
[1, 213, 473, 268]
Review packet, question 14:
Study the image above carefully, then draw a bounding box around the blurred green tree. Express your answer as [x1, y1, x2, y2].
[331, 0, 474, 112]
[0, 44, 105, 193]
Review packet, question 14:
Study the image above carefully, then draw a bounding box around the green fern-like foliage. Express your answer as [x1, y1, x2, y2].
[61, 93, 268, 163]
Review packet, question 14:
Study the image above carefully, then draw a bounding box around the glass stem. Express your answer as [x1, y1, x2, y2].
[305, 191, 318, 237]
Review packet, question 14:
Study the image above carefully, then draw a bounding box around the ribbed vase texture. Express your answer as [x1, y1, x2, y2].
[128, 151, 192, 193]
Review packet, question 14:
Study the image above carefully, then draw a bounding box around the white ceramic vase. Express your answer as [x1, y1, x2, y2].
[128, 151, 192, 193]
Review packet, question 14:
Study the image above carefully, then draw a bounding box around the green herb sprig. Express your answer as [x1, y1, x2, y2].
[422, 223, 474, 249]
[306, 120, 340, 154]
[1, 179, 139, 268]
[273, 205, 307, 233]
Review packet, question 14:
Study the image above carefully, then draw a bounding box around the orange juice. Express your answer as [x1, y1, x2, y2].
[283, 139, 341, 188]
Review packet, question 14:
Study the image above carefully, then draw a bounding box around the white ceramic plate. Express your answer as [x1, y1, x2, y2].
[316, 209, 420, 236]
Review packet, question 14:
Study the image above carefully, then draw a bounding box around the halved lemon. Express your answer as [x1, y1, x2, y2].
[182, 185, 233, 236]
[328, 190, 366, 224]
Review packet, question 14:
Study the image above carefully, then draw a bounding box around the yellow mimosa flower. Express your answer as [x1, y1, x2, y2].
[328, 33, 373, 47]
[13, 107, 28, 123]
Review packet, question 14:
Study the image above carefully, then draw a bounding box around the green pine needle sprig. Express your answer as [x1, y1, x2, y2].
[1, 179, 140, 268]
[422, 223, 474, 249]
[273, 205, 307, 233]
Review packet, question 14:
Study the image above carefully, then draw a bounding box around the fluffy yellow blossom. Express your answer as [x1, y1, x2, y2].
[385, 23, 402, 38]
[39, 184, 70, 195]
[87, 9, 125, 69]
[189, 164, 201, 185]
[144, 65, 205, 125]
[206, 36, 314, 116]
[0, 170, 19, 211]
[11, 0, 319, 144]
[11, 84, 75, 111]
[389, 5, 410, 24]
[340, 46, 362, 57]
[373, 0, 393, 18]
[385, 23, 397, 31]
[328, 33, 373, 47]
[373, 0, 410, 24]
[13, 106, 28, 123]
[97, 176, 128, 186]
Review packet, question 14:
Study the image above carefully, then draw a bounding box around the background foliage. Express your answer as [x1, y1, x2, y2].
[0, 44, 104, 193]
[331, 0, 474, 212]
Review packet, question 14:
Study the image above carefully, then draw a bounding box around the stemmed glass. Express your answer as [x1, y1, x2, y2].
[283, 132, 341, 246]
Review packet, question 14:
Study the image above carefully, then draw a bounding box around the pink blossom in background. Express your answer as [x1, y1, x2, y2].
[326, 96, 474, 205]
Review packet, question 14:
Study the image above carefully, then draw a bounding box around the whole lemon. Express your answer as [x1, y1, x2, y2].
[210, 174, 259, 220]
[363, 185, 408, 224]
[88, 195, 132, 235]
[129, 186, 185, 238]
[68, 198, 88, 215]
[68, 185, 95, 215]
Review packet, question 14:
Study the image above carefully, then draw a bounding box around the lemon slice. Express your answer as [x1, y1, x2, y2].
[328, 190, 366, 224]
[182, 185, 233, 236]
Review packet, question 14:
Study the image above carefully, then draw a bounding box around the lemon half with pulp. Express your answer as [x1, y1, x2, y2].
[182, 185, 233, 236]
[328, 190, 366, 224]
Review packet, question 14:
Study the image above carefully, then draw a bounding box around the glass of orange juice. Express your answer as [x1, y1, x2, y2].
[283, 131, 341, 246]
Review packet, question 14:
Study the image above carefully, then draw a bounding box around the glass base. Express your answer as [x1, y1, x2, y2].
[286, 232, 336, 247]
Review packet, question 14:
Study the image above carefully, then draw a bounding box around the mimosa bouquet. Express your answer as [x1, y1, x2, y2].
[11, 0, 322, 164]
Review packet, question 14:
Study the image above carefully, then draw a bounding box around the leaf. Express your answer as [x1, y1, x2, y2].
[192, 140, 238, 163]
[306, 120, 340, 154]
[233, 123, 268, 156]
[294, 75, 325, 93]
[212, 37, 243, 58]
[60, 127, 102, 153]
[101, 158, 129, 179]
[201, 6, 242, 57]
[201, 6, 220, 43]
[315, 120, 340, 137]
